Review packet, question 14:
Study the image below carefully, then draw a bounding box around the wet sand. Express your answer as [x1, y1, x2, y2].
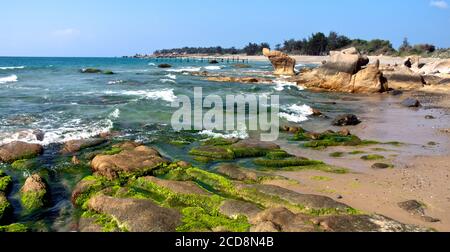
[274, 91, 450, 231]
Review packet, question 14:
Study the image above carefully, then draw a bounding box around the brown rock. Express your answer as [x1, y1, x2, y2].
[0, 141, 43, 163]
[219, 200, 262, 219]
[250, 207, 316, 232]
[216, 164, 258, 181]
[231, 139, 280, 151]
[91, 144, 169, 180]
[326, 47, 369, 74]
[263, 48, 296, 76]
[382, 66, 425, 90]
[62, 138, 107, 154]
[21, 174, 47, 193]
[87, 195, 181, 232]
[351, 61, 388, 93]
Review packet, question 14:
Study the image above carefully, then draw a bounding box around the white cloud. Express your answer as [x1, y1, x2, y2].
[52, 28, 80, 38]
[430, 0, 448, 9]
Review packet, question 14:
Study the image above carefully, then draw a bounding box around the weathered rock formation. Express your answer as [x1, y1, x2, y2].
[20, 174, 48, 211]
[291, 48, 388, 93]
[263, 48, 296, 76]
[91, 143, 169, 180]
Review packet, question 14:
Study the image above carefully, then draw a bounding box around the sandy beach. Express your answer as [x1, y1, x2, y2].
[271, 91, 450, 231]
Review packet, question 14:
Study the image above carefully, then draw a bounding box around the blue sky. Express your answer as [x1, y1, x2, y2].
[1, 0, 450, 56]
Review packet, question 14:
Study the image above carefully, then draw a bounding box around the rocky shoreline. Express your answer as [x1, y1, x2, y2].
[1, 49, 449, 232]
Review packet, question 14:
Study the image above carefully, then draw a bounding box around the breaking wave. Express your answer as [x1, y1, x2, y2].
[199, 130, 249, 140]
[279, 104, 313, 123]
[0, 75, 18, 84]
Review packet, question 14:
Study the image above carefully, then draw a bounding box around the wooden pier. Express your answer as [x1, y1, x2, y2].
[148, 56, 250, 64]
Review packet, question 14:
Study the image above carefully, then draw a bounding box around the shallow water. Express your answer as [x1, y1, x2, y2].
[0, 57, 362, 231]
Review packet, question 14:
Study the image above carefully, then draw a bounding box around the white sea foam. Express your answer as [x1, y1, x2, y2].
[273, 79, 304, 91]
[0, 120, 112, 146]
[199, 130, 249, 140]
[0, 66, 25, 70]
[166, 67, 202, 73]
[279, 104, 313, 123]
[0, 75, 18, 84]
[108, 80, 124, 85]
[105, 89, 177, 102]
[165, 74, 177, 80]
[160, 79, 176, 84]
[109, 108, 121, 119]
[203, 66, 223, 71]
[148, 63, 156, 66]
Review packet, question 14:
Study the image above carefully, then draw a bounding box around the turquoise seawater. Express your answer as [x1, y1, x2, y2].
[0, 57, 359, 231]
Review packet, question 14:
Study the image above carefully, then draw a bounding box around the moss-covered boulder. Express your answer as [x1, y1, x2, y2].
[235, 184, 353, 215]
[71, 176, 109, 208]
[87, 195, 181, 232]
[190, 138, 281, 161]
[11, 159, 38, 170]
[91, 143, 169, 180]
[20, 174, 49, 211]
[139, 176, 210, 196]
[0, 141, 43, 163]
[250, 207, 317, 232]
[215, 164, 258, 182]
[0, 171, 12, 193]
[219, 200, 262, 219]
[0, 223, 28, 232]
[294, 130, 363, 149]
[0, 192, 11, 222]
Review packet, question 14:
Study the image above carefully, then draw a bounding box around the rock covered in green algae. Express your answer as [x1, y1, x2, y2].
[0, 141, 43, 163]
[219, 200, 262, 219]
[140, 176, 211, 196]
[294, 130, 364, 149]
[20, 174, 49, 211]
[0, 192, 11, 222]
[215, 164, 259, 182]
[71, 176, 108, 207]
[11, 159, 38, 170]
[86, 195, 182, 232]
[91, 143, 169, 180]
[0, 171, 12, 193]
[235, 184, 352, 215]
[0, 223, 28, 232]
[189, 138, 281, 161]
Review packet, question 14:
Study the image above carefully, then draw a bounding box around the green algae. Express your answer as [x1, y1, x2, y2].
[361, 154, 385, 161]
[81, 211, 125, 232]
[0, 223, 28, 232]
[348, 150, 366, 155]
[0, 171, 12, 192]
[177, 207, 250, 232]
[11, 159, 38, 170]
[185, 168, 236, 194]
[21, 190, 48, 211]
[0, 193, 11, 221]
[102, 147, 122, 155]
[330, 152, 345, 158]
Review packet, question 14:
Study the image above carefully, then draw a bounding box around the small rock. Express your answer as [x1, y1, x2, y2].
[32, 130, 45, 141]
[72, 156, 81, 165]
[332, 114, 361, 126]
[337, 195, 344, 200]
[372, 163, 391, 169]
[339, 128, 351, 136]
[312, 109, 323, 116]
[389, 90, 404, 96]
[157, 64, 172, 68]
[62, 138, 107, 154]
[209, 60, 219, 64]
[425, 115, 435, 120]
[401, 98, 421, 108]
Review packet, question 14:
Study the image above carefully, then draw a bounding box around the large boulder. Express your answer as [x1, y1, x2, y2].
[87, 195, 181, 232]
[91, 143, 169, 180]
[351, 60, 388, 93]
[20, 174, 48, 211]
[382, 65, 425, 90]
[326, 47, 369, 74]
[291, 49, 386, 93]
[263, 48, 296, 76]
[418, 59, 450, 75]
[0, 141, 43, 163]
